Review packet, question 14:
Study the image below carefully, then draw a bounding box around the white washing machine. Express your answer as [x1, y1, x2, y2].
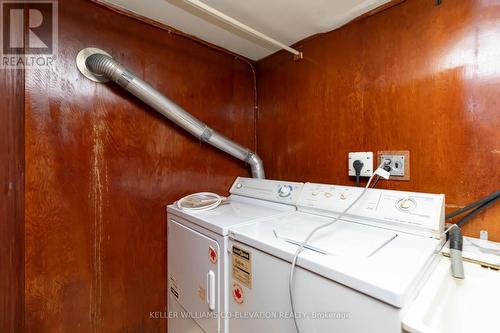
[227, 182, 445, 333]
[167, 177, 303, 333]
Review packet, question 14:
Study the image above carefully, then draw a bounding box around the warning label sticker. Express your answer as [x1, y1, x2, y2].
[232, 246, 252, 289]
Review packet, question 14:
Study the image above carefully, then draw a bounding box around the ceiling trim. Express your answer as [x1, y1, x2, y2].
[90, 0, 406, 64]
[89, 0, 256, 64]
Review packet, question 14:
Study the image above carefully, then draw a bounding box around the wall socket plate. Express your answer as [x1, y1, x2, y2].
[348, 152, 373, 177]
[377, 150, 410, 180]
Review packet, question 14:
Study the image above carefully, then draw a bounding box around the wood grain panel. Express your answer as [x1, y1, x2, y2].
[0, 5, 25, 327]
[0, 60, 25, 333]
[24, 0, 255, 332]
[257, 0, 500, 240]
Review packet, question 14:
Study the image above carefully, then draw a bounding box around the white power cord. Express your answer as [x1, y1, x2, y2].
[288, 162, 389, 333]
[176, 192, 227, 212]
[441, 223, 459, 238]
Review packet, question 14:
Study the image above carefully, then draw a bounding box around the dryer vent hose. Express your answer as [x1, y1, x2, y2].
[79, 48, 265, 179]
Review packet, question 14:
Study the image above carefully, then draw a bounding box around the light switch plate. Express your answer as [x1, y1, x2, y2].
[348, 152, 373, 177]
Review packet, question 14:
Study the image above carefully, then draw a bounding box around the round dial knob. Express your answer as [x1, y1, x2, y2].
[278, 185, 292, 197]
[397, 197, 416, 211]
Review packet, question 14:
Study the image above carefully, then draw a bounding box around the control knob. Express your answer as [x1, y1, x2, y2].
[397, 197, 416, 211]
[278, 185, 293, 198]
[339, 191, 348, 200]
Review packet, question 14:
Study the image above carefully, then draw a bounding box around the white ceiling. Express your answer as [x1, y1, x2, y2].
[102, 0, 390, 60]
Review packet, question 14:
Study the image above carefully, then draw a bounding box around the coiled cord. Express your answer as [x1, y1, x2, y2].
[176, 192, 226, 212]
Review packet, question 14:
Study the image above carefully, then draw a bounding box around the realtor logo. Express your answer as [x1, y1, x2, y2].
[1, 0, 57, 68]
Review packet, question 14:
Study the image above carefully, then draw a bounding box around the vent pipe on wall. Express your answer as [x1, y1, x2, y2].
[76, 47, 265, 179]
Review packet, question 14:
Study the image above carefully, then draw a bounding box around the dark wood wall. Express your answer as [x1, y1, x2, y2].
[0, 54, 25, 333]
[5, 0, 500, 331]
[24, 0, 255, 332]
[257, 0, 500, 241]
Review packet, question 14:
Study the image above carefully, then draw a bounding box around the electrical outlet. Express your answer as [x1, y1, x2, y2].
[378, 151, 410, 180]
[348, 152, 373, 177]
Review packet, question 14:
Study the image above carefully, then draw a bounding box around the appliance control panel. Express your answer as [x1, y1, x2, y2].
[297, 183, 445, 238]
[230, 177, 303, 204]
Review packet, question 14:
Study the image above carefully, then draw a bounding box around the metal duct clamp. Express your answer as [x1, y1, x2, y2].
[76, 47, 112, 83]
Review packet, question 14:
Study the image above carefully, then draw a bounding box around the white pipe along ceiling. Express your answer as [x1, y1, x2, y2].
[98, 0, 391, 60]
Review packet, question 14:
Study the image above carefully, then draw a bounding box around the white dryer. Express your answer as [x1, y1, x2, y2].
[227, 182, 445, 333]
[167, 177, 303, 333]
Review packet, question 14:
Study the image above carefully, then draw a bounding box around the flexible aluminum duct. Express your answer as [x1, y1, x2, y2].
[78, 49, 264, 179]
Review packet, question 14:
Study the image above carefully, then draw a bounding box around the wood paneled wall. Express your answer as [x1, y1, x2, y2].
[24, 0, 255, 332]
[257, 0, 500, 240]
[0, 58, 25, 333]
[6, 0, 500, 331]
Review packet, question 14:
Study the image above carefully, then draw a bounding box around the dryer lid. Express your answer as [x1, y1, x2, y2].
[168, 195, 295, 236]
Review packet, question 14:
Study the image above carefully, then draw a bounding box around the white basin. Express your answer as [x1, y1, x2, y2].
[403, 256, 500, 333]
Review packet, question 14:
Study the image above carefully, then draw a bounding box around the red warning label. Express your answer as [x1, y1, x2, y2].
[208, 246, 218, 264]
[232, 283, 244, 304]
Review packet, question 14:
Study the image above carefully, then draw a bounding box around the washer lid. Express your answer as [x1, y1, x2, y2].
[274, 219, 397, 258]
[229, 211, 443, 308]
